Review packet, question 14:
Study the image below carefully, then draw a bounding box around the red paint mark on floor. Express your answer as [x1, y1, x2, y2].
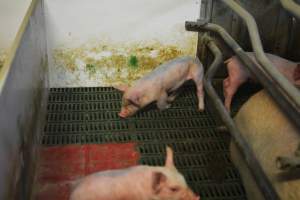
[33, 143, 139, 200]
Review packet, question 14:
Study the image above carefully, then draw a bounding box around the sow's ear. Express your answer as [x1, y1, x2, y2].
[165, 146, 175, 169]
[152, 172, 167, 194]
[113, 84, 129, 92]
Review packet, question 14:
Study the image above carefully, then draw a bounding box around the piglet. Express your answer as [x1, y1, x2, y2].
[223, 52, 300, 111]
[69, 146, 200, 200]
[114, 56, 204, 118]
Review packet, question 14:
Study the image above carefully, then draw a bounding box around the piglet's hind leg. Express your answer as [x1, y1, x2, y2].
[192, 72, 204, 111]
[157, 91, 171, 110]
[196, 82, 204, 111]
[190, 60, 205, 111]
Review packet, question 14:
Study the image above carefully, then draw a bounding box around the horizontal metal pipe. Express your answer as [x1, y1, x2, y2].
[280, 0, 300, 19]
[185, 21, 300, 131]
[221, 0, 300, 110]
[204, 40, 280, 200]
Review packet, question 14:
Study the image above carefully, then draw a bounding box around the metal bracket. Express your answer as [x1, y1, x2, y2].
[197, 19, 209, 26]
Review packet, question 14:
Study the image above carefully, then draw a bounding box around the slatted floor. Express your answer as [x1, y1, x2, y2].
[41, 82, 261, 200]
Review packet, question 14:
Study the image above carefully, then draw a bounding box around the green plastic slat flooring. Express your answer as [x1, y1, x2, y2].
[42, 81, 261, 200]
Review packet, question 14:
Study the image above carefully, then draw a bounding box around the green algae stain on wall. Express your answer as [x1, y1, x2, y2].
[128, 55, 138, 69]
[52, 33, 197, 86]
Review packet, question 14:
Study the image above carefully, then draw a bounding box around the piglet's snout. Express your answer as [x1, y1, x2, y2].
[118, 109, 129, 118]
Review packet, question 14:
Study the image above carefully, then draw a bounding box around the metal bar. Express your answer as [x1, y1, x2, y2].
[199, 0, 213, 21]
[221, 0, 300, 114]
[185, 21, 300, 131]
[204, 40, 280, 200]
[277, 156, 300, 170]
[280, 0, 300, 19]
[277, 143, 300, 171]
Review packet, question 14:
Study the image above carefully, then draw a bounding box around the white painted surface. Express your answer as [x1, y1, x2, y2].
[0, 0, 32, 50]
[44, 0, 200, 47]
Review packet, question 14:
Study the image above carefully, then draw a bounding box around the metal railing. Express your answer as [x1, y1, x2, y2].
[280, 0, 300, 19]
[221, 0, 300, 130]
[185, 0, 300, 199]
[186, 20, 300, 130]
[202, 37, 280, 200]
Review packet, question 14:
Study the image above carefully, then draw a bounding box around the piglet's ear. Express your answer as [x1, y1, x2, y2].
[152, 172, 167, 194]
[165, 146, 175, 168]
[294, 64, 300, 81]
[128, 92, 141, 105]
[113, 84, 129, 92]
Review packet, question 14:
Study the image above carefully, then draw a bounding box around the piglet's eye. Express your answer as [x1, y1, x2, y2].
[170, 187, 180, 192]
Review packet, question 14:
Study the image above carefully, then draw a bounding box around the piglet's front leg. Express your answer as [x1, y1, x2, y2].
[157, 91, 171, 110]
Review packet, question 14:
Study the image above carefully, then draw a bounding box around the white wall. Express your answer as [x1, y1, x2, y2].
[0, 0, 32, 50]
[44, 0, 200, 47]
